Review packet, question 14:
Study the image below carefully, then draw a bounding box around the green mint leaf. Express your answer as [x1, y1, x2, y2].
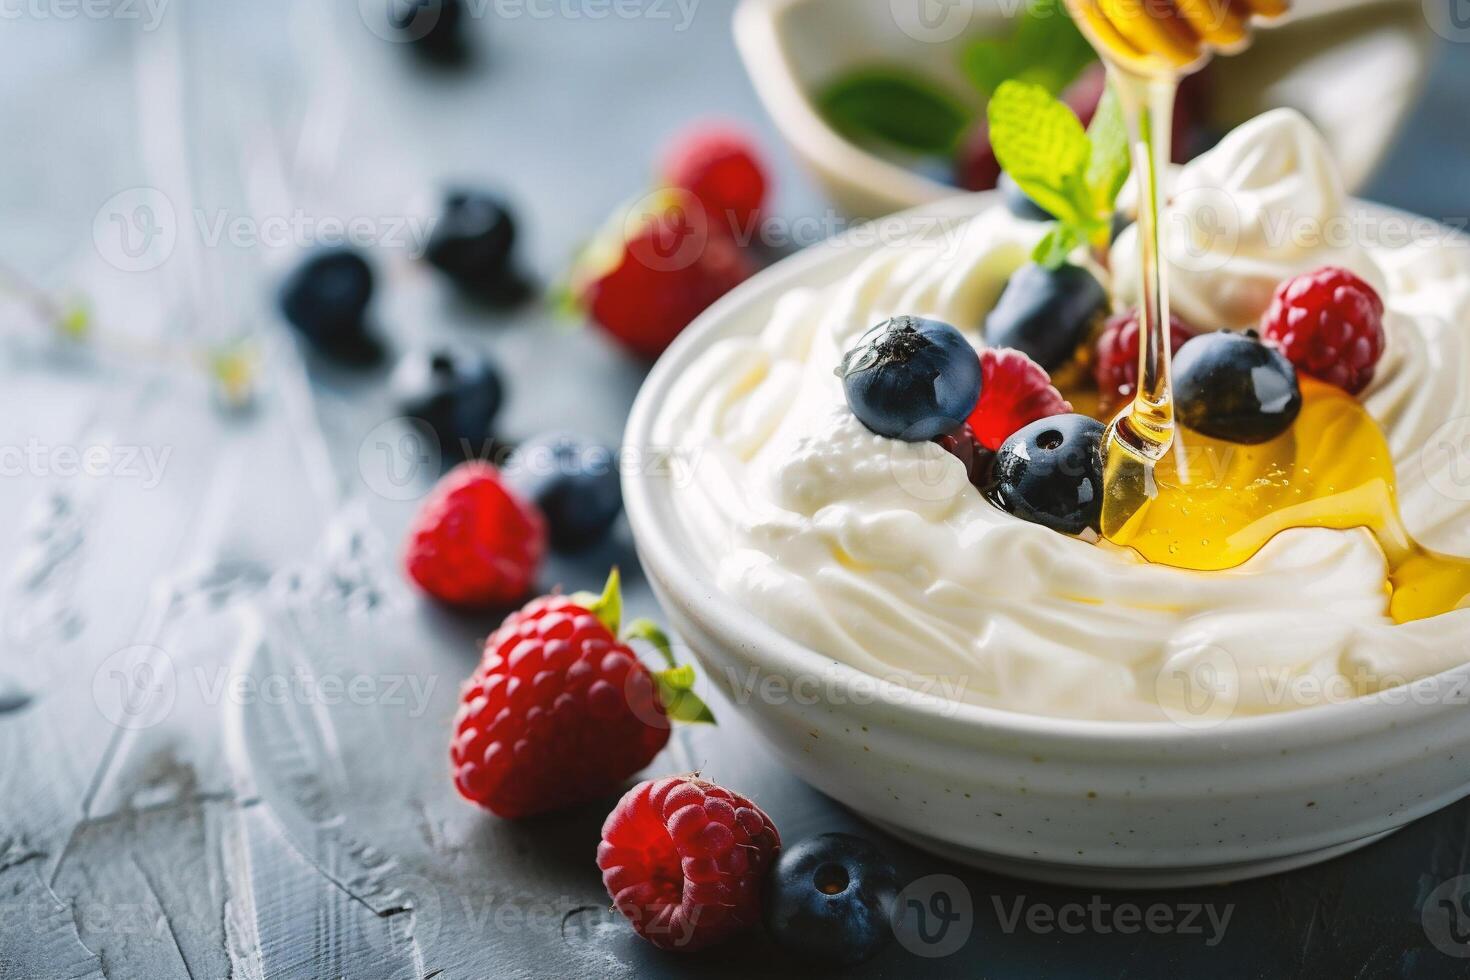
[654, 667, 716, 725]
[1032, 223, 1087, 269]
[988, 80, 1093, 225]
[572, 568, 622, 636]
[625, 618, 676, 669]
[818, 68, 970, 156]
[1084, 83, 1131, 220]
[961, 0, 1095, 97]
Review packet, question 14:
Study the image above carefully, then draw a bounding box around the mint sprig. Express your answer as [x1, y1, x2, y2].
[988, 79, 1131, 267]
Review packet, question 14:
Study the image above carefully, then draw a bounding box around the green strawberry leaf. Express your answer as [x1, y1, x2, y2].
[572, 568, 622, 636]
[961, 0, 1096, 97]
[988, 80, 1093, 226]
[654, 667, 716, 725]
[1085, 85, 1130, 223]
[625, 618, 675, 669]
[818, 67, 971, 156]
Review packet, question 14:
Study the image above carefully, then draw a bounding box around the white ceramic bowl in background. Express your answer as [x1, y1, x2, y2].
[622, 193, 1470, 888]
[735, 0, 1435, 219]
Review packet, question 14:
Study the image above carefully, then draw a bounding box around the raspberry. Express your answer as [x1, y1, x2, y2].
[1092, 310, 1195, 414]
[450, 572, 692, 818]
[598, 775, 780, 951]
[404, 462, 545, 608]
[955, 119, 1000, 192]
[934, 423, 994, 489]
[662, 125, 770, 235]
[966, 347, 1072, 451]
[580, 199, 754, 360]
[1260, 266, 1385, 395]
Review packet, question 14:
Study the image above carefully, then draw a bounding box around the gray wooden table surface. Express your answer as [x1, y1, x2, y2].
[2, 2, 1470, 978]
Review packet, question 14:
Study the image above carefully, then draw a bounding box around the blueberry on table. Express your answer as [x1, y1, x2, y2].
[505, 433, 622, 551]
[983, 262, 1108, 373]
[990, 413, 1105, 535]
[1175, 330, 1301, 444]
[837, 316, 982, 442]
[765, 832, 899, 967]
[390, 0, 465, 62]
[999, 172, 1053, 222]
[391, 345, 503, 458]
[425, 190, 532, 305]
[277, 247, 383, 366]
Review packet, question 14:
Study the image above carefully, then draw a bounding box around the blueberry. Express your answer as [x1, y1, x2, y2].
[390, 0, 465, 61]
[278, 248, 382, 365]
[983, 262, 1107, 372]
[999, 172, 1053, 222]
[837, 316, 982, 442]
[1174, 330, 1301, 444]
[391, 345, 502, 458]
[505, 433, 622, 551]
[425, 190, 531, 305]
[990, 414, 1105, 534]
[764, 833, 898, 967]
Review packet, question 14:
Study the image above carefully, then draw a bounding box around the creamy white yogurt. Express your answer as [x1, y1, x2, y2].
[657, 110, 1470, 722]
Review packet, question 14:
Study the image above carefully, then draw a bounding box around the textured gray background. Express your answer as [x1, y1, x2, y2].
[2, 2, 1470, 978]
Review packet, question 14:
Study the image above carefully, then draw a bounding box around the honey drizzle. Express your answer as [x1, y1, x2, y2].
[1063, 0, 1470, 624]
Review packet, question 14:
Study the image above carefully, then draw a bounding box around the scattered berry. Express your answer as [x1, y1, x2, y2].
[278, 248, 383, 365]
[662, 125, 769, 234]
[956, 118, 1001, 192]
[425, 190, 531, 305]
[935, 423, 994, 490]
[505, 433, 623, 551]
[1260, 266, 1385, 395]
[451, 572, 706, 818]
[390, 0, 465, 61]
[837, 316, 983, 442]
[404, 462, 545, 607]
[983, 262, 1108, 372]
[990, 414, 1105, 535]
[598, 775, 780, 951]
[1175, 330, 1301, 444]
[578, 197, 755, 360]
[968, 347, 1071, 451]
[392, 345, 503, 459]
[1092, 309, 1195, 414]
[999, 172, 1053, 222]
[765, 833, 898, 967]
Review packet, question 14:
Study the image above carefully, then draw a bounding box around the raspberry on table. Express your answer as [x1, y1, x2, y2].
[1260, 266, 1386, 395]
[967, 346, 1072, 451]
[1092, 309, 1195, 414]
[598, 775, 781, 952]
[450, 571, 712, 819]
[403, 462, 545, 608]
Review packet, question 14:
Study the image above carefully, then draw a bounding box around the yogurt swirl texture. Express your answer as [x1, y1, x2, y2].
[657, 109, 1470, 722]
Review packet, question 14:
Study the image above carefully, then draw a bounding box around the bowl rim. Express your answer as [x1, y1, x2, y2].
[622, 191, 1470, 750]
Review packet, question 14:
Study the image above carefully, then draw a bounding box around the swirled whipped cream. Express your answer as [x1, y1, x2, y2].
[657, 109, 1470, 722]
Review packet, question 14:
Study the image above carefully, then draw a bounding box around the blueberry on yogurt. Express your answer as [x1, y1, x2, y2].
[836, 316, 982, 441]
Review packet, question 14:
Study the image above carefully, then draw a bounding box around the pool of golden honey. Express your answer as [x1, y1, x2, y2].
[1095, 378, 1470, 624]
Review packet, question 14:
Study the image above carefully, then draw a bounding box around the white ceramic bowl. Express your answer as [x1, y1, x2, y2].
[623, 193, 1470, 888]
[735, 0, 1434, 219]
